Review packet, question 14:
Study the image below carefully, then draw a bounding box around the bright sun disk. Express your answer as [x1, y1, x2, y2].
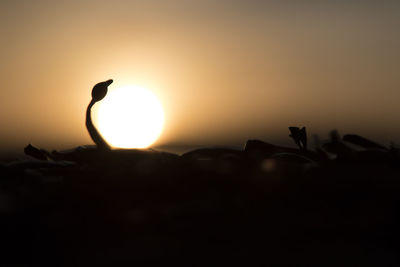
[96, 85, 164, 149]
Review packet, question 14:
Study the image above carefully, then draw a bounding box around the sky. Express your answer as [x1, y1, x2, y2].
[1, 0, 400, 154]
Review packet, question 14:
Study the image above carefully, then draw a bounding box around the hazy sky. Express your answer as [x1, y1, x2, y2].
[1, 0, 400, 154]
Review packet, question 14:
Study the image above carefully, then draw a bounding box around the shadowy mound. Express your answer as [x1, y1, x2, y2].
[1, 126, 399, 266]
[1, 81, 400, 266]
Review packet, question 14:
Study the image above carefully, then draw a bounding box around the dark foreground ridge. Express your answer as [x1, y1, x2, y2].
[1, 81, 400, 266]
[1, 128, 400, 266]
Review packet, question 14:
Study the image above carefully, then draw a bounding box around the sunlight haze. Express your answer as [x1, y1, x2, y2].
[95, 84, 164, 149]
[1, 0, 400, 154]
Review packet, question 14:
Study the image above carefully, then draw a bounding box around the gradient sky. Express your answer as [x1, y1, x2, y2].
[1, 0, 400, 154]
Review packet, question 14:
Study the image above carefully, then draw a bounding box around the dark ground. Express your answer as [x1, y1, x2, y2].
[1, 133, 400, 266]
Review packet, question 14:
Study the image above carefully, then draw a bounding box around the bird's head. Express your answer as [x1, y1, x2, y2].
[91, 79, 113, 102]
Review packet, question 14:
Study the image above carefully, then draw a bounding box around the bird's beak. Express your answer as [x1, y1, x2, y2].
[105, 79, 113, 86]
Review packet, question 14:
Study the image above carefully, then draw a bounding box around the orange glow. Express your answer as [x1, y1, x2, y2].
[1, 2, 400, 152]
[96, 85, 164, 149]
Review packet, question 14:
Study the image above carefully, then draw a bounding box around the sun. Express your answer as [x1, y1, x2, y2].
[96, 85, 164, 149]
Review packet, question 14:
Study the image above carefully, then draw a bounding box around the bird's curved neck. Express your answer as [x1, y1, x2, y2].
[86, 99, 111, 151]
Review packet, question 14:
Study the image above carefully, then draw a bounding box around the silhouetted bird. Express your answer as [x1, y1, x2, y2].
[343, 134, 388, 151]
[24, 144, 49, 160]
[289, 127, 307, 151]
[86, 79, 113, 151]
[343, 134, 391, 163]
[245, 139, 319, 162]
[322, 130, 356, 161]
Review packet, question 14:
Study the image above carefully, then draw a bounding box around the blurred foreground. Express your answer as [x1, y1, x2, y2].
[1, 129, 400, 266]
